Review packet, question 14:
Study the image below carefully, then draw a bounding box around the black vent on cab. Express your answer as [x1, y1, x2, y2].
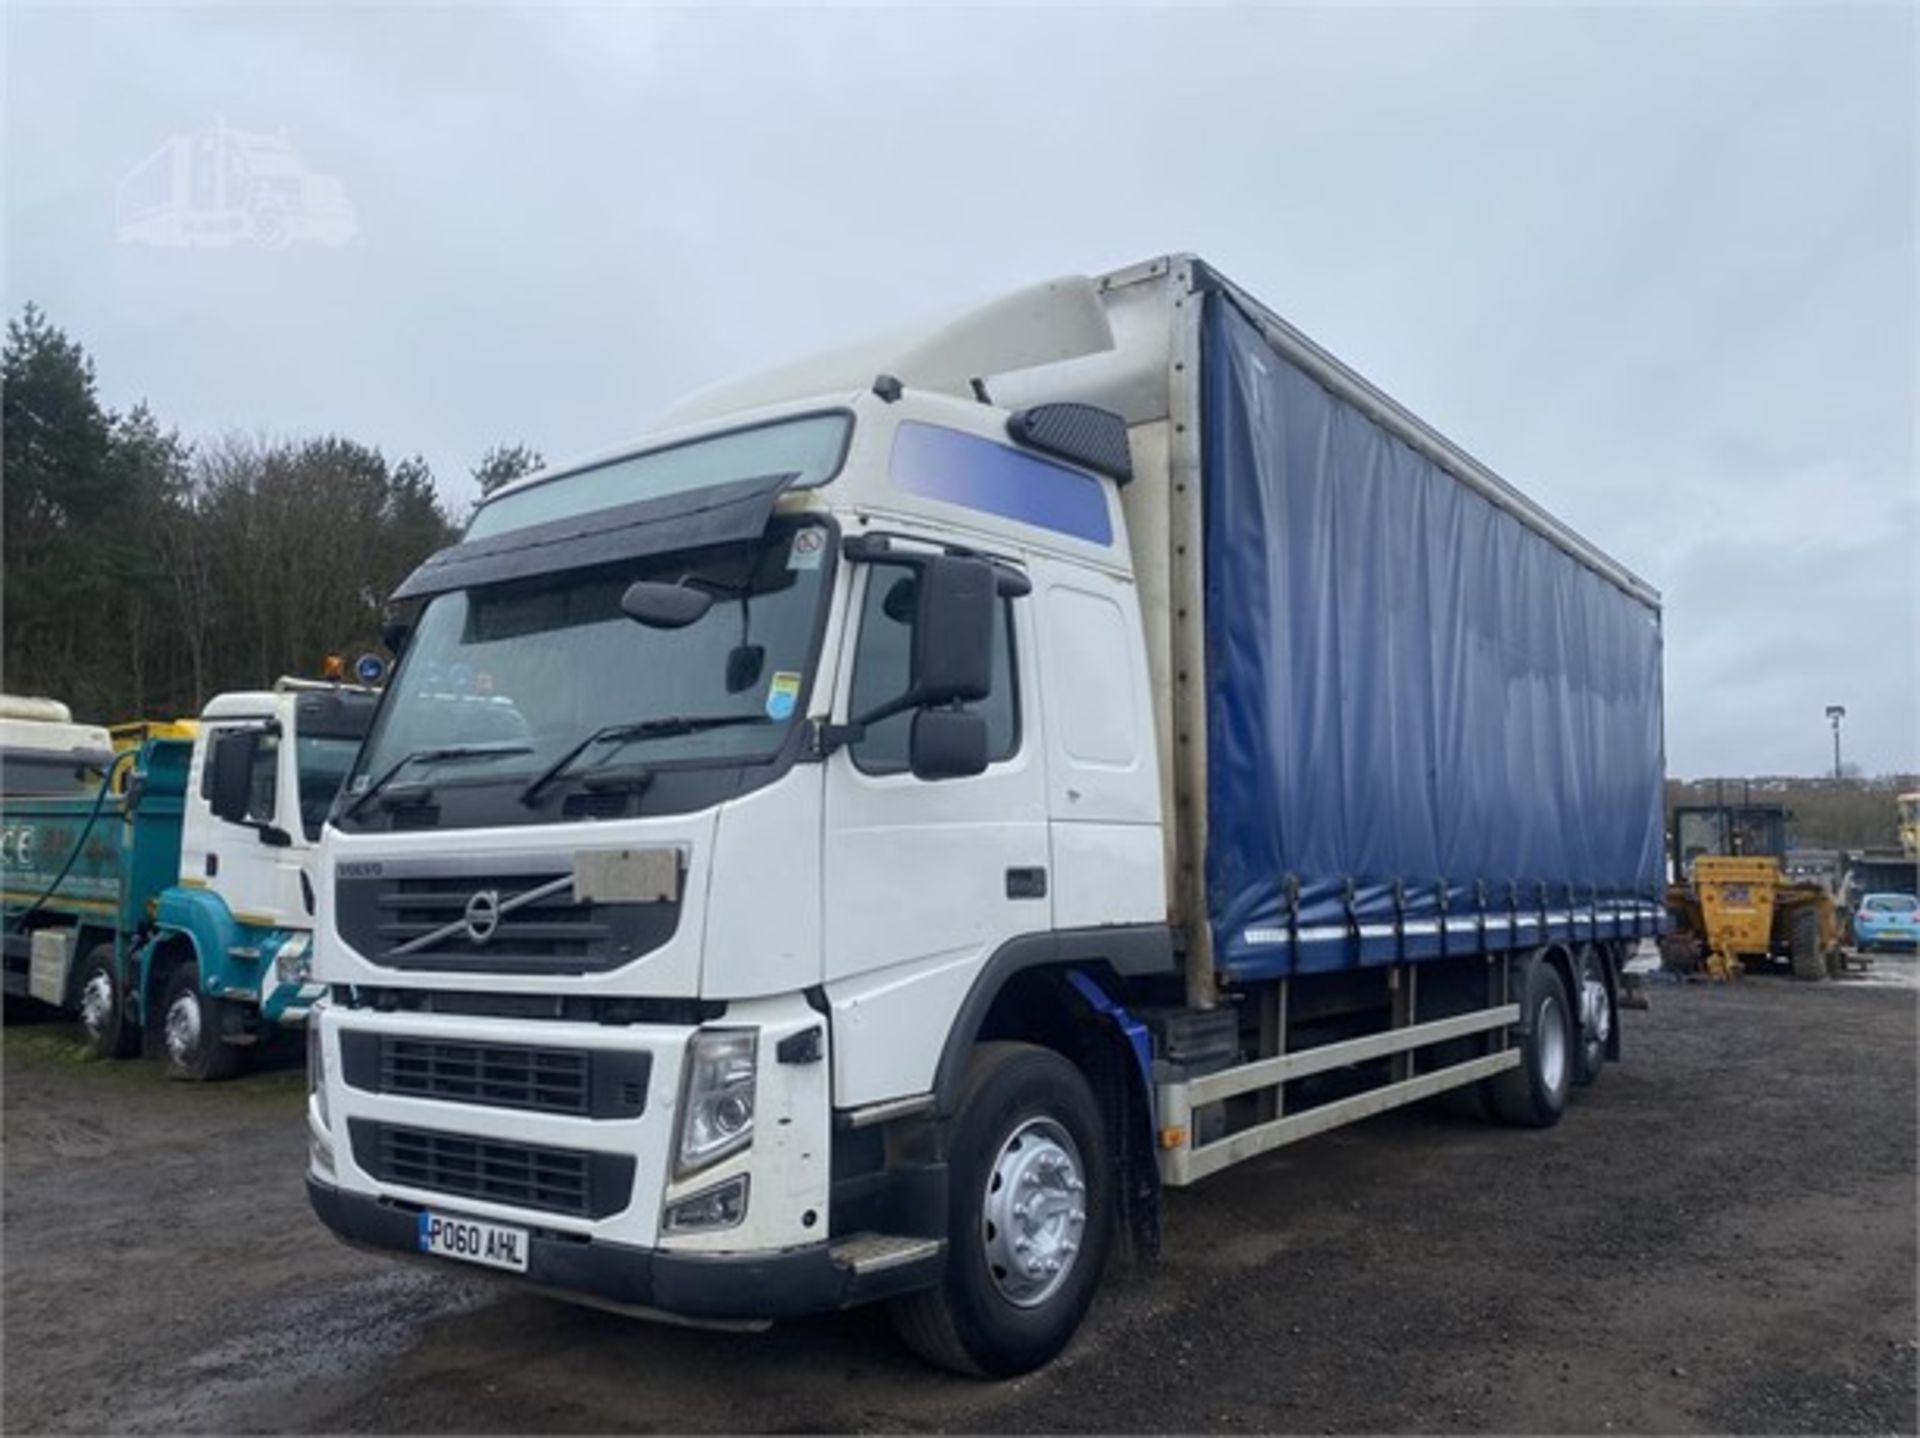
[1007, 403, 1133, 485]
[563, 789, 632, 820]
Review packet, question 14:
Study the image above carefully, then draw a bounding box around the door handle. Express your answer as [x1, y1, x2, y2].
[1005, 867, 1047, 900]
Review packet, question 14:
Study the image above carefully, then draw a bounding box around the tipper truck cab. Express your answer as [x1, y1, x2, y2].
[306, 256, 1667, 1375]
[2, 678, 377, 1077]
[0, 696, 114, 797]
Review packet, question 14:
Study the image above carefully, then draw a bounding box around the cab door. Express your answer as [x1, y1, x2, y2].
[182, 718, 307, 929]
[820, 541, 1050, 1107]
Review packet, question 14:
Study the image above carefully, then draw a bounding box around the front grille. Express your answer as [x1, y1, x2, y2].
[380, 873, 608, 960]
[338, 1031, 650, 1118]
[333, 858, 683, 974]
[388, 1037, 588, 1112]
[348, 1119, 635, 1218]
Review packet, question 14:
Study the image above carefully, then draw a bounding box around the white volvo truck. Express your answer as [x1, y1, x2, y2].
[306, 256, 1667, 1375]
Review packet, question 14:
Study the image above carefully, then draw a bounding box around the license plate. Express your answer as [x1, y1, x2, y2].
[416, 1210, 529, 1273]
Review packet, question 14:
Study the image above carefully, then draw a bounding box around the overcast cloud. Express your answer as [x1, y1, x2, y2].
[4, 3, 1914, 778]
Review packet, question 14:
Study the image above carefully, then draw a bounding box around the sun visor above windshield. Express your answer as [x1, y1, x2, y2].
[391, 471, 797, 602]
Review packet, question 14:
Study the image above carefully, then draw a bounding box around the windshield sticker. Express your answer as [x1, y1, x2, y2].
[765, 671, 802, 721]
[786, 528, 826, 572]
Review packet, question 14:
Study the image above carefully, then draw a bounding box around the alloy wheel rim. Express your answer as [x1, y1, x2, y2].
[1582, 973, 1612, 1047]
[1538, 994, 1568, 1093]
[981, 1117, 1087, 1308]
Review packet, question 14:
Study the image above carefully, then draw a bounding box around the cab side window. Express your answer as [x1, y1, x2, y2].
[245, 734, 280, 824]
[848, 560, 1019, 776]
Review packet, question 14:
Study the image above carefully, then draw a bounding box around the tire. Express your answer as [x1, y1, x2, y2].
[1572, 946, 1613, 1088]
[1788, 907, 1824, 982]
[1489, 958, 1574, 1128]
[890, 1042, 1113, 1377]
[156, 964, 242, 1082]
[75, 945, 139, 1060]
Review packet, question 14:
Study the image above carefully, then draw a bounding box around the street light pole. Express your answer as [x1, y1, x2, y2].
[1825, 704, 1847, 781]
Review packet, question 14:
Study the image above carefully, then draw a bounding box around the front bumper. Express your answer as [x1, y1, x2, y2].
[306, 1177, 935, 1321]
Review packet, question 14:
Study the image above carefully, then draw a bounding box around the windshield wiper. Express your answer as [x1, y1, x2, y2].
[340, 743, 533, 821]
[518, 714, 770, 806]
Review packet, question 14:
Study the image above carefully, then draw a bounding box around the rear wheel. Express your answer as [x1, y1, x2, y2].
[890, 1042, 1112, 1377]
[1490, 958, 1573, 1128]
[157, 964, 242, 1082]
[1573, 946, 1613, 1088]
[1788, 907, 1825, 981]
[76, 945, 139, 1060]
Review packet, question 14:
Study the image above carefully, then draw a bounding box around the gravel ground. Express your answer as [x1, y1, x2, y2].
[3, 957, 1915, 1435]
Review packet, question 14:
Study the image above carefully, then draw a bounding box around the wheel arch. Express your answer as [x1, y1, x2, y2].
[930, 928, 1171, 1261]
[139, 888, 241, 1025]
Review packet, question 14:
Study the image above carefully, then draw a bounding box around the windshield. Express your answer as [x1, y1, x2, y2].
[345, 519, 834, 823]
[0, 750, 106, 798]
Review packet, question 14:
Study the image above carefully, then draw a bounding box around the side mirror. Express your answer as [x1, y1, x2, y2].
[207, 731, 258, 826]
[909, 707, 988, 781]
[910, 555, 996, 707]
[622, 581, 715, 629]
[380, 619, 412, 657]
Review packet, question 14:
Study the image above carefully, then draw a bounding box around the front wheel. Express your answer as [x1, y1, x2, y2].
[157, 965, 242, 1082]
[1490, 958, 1574, 1128]
[76, 945, 139, 1060]
[890, 1042, 1112, 1377]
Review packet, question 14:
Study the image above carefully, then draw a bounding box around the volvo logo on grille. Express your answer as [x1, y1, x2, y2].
[463, 889, 502, 945]
[384, 872, 575, 960]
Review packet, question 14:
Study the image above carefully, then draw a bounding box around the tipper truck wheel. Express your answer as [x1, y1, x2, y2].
[76, 945, 139, 1060]
[157, 964, 243, 1082]
[1788, 908, 1825, 982]
[890, 1042, 1112, 1378]
[1490, 960, 1573, 1128]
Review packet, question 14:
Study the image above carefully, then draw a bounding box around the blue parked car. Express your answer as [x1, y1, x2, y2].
[1853, 893, 1919, 951]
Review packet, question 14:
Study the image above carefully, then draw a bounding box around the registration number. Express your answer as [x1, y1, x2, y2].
[416, 1210, 529, 1273]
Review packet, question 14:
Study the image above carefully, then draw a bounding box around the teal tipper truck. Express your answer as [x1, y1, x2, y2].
[2, 679, 376, 1078]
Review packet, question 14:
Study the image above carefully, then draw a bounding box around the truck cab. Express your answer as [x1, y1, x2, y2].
[0, 695, 114, 799]
[144, 680, 377, 1076]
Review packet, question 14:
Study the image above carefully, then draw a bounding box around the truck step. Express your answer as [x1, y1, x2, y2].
[829, 1234, 944, 1275]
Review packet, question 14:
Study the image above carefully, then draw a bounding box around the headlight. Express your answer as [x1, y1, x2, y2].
[307, 1009, 329, 1128]
[675, 1029, 756, 1176]
[275, 933, 312, 986]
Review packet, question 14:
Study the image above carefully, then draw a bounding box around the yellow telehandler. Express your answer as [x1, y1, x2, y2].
[1660, 799, 1845, 981]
